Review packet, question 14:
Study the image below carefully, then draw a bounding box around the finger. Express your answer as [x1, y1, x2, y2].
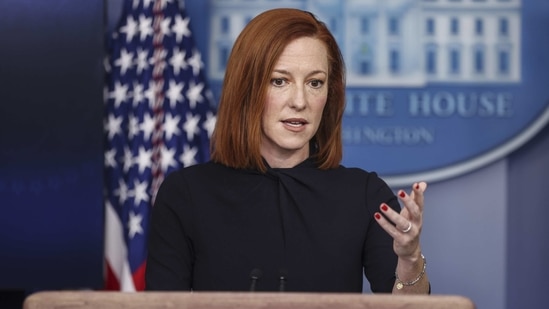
[380, 203, 412, 232]
[374, 210, 414, 238]
[409, 182, 426, 199]
[374, 212, 400, 238]
[411, 181, 427, 211]
[398, 190, 421, 219]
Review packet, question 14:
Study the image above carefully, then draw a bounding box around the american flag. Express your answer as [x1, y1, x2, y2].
[103, 0, 216, 291]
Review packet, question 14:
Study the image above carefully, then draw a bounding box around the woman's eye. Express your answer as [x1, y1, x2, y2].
[271, 78, 286, 87]
[309, 79, 324, 89]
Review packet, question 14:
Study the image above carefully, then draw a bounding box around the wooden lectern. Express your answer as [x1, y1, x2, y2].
[23, 291, 475, 309]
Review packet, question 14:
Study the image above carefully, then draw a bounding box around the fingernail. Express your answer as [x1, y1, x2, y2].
[374, 213, 381, 220]
[415, 183, 420, 190]
[381, 204, 389, 212]
[399, 191, 406, 198]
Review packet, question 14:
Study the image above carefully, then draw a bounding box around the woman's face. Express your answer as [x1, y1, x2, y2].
[260, 36, 329, 168]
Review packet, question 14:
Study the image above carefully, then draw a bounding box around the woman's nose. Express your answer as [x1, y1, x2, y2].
[289, 85, 307, 110]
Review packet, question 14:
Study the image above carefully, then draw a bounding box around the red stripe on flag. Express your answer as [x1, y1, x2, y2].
[104, 260, 121, 291]
[132, 261, 147, 291]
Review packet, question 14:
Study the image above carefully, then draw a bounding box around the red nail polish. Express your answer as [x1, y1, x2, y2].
[375, 213, 381, 220]
[399, 191, 405, 198]
[415, 183, 420, 190]
[381, 205, 388, 212]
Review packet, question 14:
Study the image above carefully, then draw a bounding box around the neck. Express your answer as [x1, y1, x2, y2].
[261, 149, 309, 169]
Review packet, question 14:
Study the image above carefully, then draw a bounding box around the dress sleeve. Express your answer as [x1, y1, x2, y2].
[145, 171, 194, 290]
[362, 172, 399, 293]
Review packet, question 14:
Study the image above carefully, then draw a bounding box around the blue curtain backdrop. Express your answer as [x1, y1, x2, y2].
[0, 0, 104, 289]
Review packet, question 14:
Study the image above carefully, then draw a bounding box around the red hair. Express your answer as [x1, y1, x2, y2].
[211, 8, 346, 172]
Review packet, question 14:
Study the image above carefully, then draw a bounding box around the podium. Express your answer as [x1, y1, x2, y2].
[23, 291, 475, 309]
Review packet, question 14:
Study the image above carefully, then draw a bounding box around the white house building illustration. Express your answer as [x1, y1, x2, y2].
[208, 0, 521, 87]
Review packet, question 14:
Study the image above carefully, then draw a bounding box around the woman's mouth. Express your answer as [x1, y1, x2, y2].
[282, 118, 308, 127]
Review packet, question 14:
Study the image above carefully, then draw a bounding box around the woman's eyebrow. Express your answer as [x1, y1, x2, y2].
[272, 69, 327, 76]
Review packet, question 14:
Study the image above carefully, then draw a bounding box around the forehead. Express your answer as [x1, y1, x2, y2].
[274, 37, 328, 71]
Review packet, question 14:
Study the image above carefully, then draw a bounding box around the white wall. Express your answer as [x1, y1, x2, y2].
[416, 160, 507, 308]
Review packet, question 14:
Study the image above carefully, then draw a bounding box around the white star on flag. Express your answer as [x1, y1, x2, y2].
[187, 49, 203, 76]
[166, 80, 185, 108]
[140, 113, 155, 141]
[134, 146, 152, 173]
[164, 113, 181, 140]
[180, 144, 198, 167]
[169, 47, 188, 75]
[186, 81, 204, 109]
[183, 112, 200, 141]
[120, 16, 138, 42]
[172, 15, 191, 42]
[127, 211, 144, 238]
[114, 49, 134, 75]
[105, 114, 123, 139]
[138, 14, 153, 41]
[135, 48, 151, 74]
[109, 81, 129, 108]
[132, 180, 150, 206]
[105, 149, 117, 168]
[160, 145, 178, 171]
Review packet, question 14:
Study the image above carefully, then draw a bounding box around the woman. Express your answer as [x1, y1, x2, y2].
[145, 8, 429, 294]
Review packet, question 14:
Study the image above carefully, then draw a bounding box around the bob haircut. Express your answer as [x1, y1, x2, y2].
[210, 8, 346, 172]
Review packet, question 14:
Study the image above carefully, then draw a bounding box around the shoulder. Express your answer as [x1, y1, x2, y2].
[154, 162, 229, 209]
[164, 161, 226, 181]
[285, 162, 393, 197]
[331, 165, 395, 197]
[160, 161, 259, 193]
[158, 161, 220, 193]
[285, 159, 390, 188]
[334, 165, 387, 184]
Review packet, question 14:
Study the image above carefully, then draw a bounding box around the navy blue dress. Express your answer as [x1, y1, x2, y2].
[145, 159, 399, 293]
